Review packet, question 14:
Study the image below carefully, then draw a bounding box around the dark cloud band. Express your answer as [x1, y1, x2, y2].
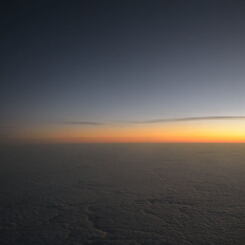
[62, 121, 105, 126]
[127, 116, 245, 124]
[62, 116, 245, 126]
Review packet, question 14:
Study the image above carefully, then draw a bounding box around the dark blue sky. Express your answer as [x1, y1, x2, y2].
[1, 0, 245, 130]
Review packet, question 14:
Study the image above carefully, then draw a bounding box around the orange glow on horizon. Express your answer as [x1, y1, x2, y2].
[9, 120, 245, 143]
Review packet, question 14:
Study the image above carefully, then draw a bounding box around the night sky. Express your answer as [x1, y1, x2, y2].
[1, 0, 245, 142]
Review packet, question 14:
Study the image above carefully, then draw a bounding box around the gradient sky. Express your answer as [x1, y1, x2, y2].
[1, 0, 245, 142]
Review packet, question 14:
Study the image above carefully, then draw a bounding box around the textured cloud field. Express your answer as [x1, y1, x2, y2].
[0, 143, 244, 244]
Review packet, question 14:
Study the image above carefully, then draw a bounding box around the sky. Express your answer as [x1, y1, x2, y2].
[1, 0, 245, 143]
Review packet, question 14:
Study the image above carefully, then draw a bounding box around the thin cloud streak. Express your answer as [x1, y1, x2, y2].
[62, 116, 245, 126]
[62, 121, 105, 126]
[127, 116, 245, 124]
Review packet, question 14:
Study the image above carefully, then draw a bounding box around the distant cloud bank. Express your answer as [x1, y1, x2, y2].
[62, 121, 105, 125]
[62, 116, 245, 126]
[127, 116, 245, 124]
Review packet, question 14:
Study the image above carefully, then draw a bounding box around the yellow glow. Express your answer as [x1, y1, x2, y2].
[11, 120, 245, 143]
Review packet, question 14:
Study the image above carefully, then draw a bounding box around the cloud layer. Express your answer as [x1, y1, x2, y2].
[62, 116, 245, 126]
[63, 121, 105, 126]
[127, 116, 245, 124]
